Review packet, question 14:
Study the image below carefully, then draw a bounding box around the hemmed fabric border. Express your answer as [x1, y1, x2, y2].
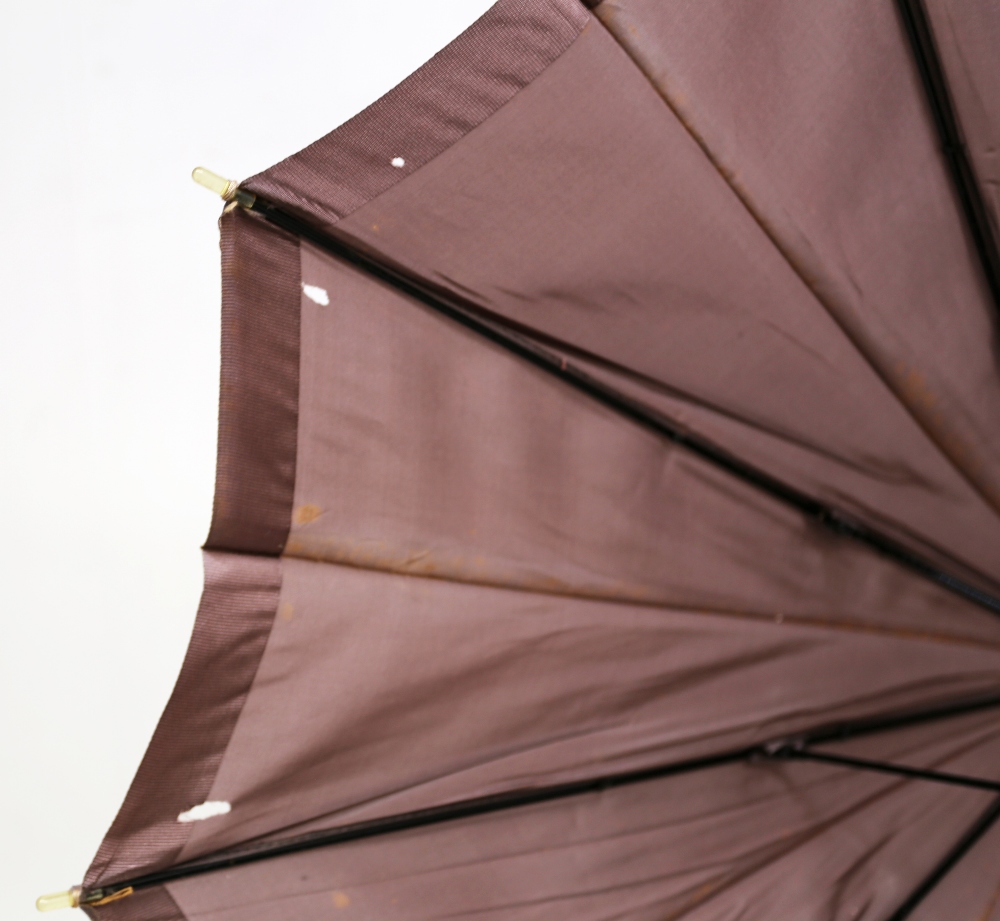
[241, 0, 589, 229]
[205, 208, 301, 555]
[85, 209, 302, 891]
[83, 552, 281, 890]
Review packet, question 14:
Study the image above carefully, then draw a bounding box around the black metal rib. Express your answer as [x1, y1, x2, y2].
[801, 690, 1000, 746]
[88, 745, 756, 899]
[84, 691, 1000, 900]
[777, 748, 1000, 793]
[241, 194, 1000, 618]
[885, 793, 1000, 921]
[895, 0, 1000, 312]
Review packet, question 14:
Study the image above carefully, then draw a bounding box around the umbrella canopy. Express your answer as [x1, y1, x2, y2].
[56, 0, 1000, 918]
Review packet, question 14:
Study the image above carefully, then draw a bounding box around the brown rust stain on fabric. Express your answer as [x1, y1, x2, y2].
[975, 877, 1000, 921]
[293, 504, 324, 525]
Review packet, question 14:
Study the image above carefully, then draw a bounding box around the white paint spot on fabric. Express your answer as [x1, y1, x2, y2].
[177, 800, 231, 823]
[391, 156, 405, 168]
[302, 283, 329, 306]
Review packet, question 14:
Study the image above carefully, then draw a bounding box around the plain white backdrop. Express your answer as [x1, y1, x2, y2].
[0, 2, 494, 916]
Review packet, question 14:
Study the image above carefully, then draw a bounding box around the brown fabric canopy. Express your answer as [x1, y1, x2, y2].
[79, 1, 1000, 918]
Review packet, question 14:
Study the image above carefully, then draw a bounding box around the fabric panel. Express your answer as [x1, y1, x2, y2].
[83, 552, 280, 888]
[204, 208, 300, 556]
[324, 16, 1000, 586]
[676, 722, 1000, 920]
[555, 347, 1000, 598]
[589, 0, 1000, 522]
[241, 0, 588, 226]
[829, 709, 1000, 921]
[175, 554, 1000, 864]
[909, 806, 1000, 921]
[166, 719, 1000, 921]
[282, 244, 1000, 644]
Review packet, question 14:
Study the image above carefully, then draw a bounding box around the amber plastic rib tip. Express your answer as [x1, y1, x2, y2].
[36, 888, 81, 912]
[192, 166, 239, 200]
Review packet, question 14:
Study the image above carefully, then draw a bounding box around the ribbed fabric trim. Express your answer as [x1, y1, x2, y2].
[83, 552, 280, 888]
[205, 208, 301, 555]
[242, 0, 590, 230]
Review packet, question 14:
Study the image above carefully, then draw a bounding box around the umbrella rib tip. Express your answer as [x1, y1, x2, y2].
[36, 886, 136, 912]
[35, 887, 80, 912]
[192, 167, 256, 211]
[192, 166, 239, 201]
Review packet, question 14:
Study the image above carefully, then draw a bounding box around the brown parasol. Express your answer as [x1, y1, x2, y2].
[38, 0, 1000, 918]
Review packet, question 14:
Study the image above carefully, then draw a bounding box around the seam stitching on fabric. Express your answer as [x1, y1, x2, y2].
[279, 547, 1000, 650]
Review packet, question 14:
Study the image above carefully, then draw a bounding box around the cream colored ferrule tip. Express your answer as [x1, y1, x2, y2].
[36, 888, 80, 912]
[192, 166, 238, 200]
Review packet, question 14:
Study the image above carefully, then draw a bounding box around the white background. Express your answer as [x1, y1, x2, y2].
[0, 2, 493, 916]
